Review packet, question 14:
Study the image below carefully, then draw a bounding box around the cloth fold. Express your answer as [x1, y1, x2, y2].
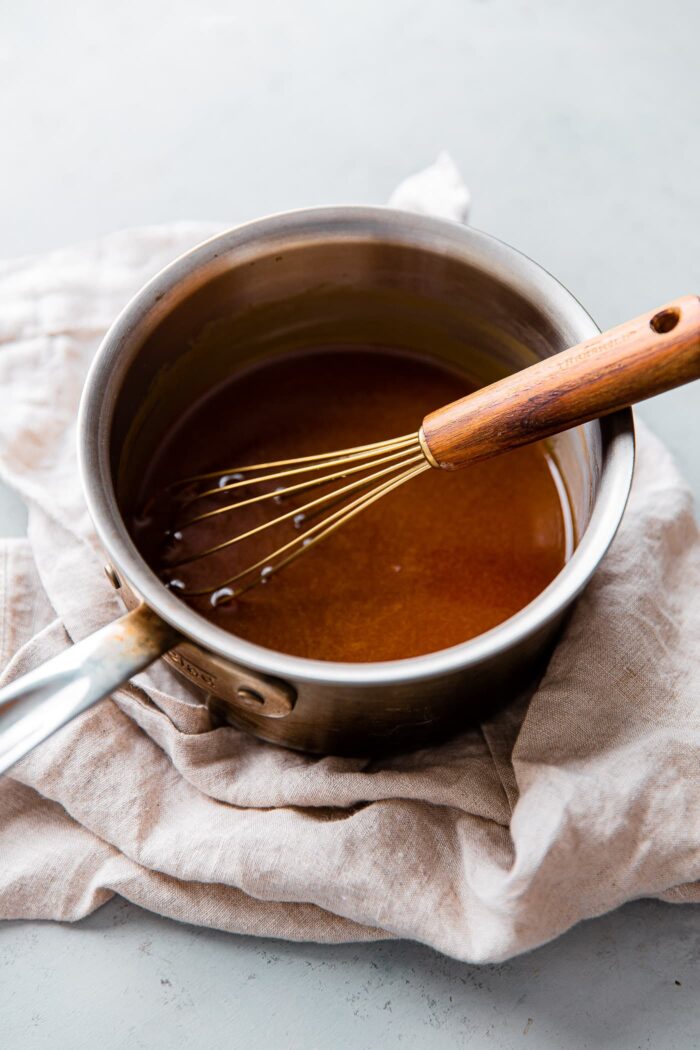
[1, 166, 699, 963]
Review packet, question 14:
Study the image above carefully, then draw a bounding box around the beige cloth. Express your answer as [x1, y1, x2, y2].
[1, 209, 699, 963]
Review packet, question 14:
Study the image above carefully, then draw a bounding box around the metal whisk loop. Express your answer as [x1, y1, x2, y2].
[178, 444, 423, 529]
[174, 434, 418, 494]
[163, 431, 429, 604]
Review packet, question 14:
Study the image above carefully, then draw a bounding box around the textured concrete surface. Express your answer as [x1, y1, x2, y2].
[1, 0, 699, 1046]
[1, 898, 699, 1050]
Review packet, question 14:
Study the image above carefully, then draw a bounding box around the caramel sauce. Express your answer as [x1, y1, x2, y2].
[131, 347, 571, 662]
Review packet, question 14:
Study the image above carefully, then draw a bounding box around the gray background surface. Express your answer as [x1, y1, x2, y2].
[1, 0, 699, 1046]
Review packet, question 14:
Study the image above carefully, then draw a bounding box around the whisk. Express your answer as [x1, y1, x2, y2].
[161, 297, 700, 606]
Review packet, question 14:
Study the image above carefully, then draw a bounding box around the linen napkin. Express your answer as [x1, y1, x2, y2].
[0, 160, 699, 964]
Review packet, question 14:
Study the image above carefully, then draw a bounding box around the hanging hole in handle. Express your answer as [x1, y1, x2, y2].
[650, 307, 681, 334]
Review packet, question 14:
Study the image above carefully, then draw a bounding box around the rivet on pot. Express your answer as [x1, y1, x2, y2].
[236, 685, 266, 708]
[207, 681, 296, 726]
[206, 677, 297, 722]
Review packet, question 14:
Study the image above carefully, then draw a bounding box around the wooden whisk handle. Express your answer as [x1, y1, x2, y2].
[420, 295, 700, 469]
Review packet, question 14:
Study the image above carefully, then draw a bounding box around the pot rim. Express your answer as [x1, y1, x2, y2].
[78, 206, 635, 687]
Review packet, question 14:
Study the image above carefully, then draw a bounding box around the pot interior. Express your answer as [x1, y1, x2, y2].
[112, 233, 601, 554]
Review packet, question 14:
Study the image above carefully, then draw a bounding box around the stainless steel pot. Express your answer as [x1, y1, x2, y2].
[0, 207, 634, 770]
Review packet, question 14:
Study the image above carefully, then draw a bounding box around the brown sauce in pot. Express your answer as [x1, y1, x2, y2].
[130, 347, 572, 662]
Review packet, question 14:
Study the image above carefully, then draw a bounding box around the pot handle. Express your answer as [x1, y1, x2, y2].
[0, 604, 179, 775]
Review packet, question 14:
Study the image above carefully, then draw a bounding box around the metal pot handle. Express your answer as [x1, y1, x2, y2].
[0, 604, 179, 775]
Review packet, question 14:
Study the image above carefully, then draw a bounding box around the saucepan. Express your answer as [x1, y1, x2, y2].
[0, 207, 634, 771]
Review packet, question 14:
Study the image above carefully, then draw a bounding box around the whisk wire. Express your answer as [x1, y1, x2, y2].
[161, 431, 430, 601]
[180, 459, 430, 600]
[175, 434, 418, 490]
[179, 444, 423, 527]
[168, 449, 425, 570]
